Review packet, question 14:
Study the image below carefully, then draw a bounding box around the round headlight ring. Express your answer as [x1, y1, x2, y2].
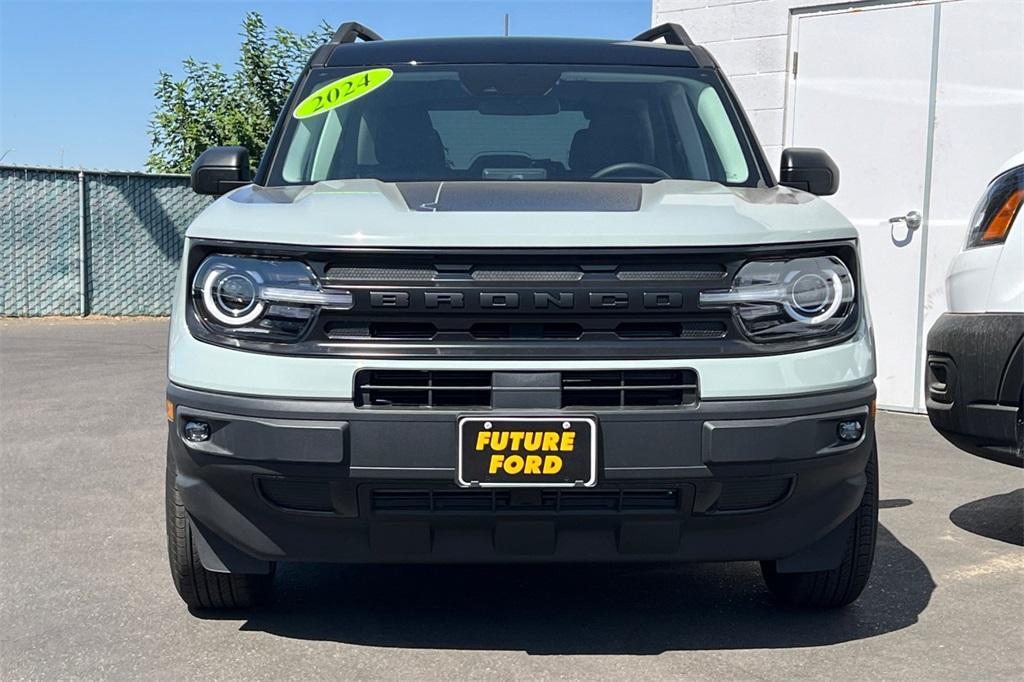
[783, 268, 844, 325]
[215, 274, 258, 315]
[201, 268, 265, 326]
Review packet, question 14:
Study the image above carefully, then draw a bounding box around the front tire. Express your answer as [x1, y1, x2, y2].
[165, 448, 273, 609]
[760, 441, 878, 608]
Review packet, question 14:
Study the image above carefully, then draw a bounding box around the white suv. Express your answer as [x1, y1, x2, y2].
[926, 153, 1023, 465]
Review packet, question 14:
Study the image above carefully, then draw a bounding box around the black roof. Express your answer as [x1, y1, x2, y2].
[321, 36, 705, 69]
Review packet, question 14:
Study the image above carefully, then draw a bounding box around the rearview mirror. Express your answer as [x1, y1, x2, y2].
[779, 148, 839, 196]
[191, 146, 251, 196]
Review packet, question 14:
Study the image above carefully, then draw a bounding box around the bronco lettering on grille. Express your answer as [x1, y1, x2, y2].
[367, 290, 685, 310]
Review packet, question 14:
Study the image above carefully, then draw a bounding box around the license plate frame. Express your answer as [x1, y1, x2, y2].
[457, 416, 597, 488]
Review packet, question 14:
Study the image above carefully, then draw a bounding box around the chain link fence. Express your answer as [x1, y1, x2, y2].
[1, 166, 212, 316]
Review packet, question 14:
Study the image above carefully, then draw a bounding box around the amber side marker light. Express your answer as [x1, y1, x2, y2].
[165, 399, 175, 422]
[981, 187, 1024, 243]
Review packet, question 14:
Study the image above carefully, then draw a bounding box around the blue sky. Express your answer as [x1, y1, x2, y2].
[0, 0, 650, 171]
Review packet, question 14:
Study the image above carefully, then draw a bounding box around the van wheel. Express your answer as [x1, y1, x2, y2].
[760, 442, 878, 608]
[166, 449, 273, 609]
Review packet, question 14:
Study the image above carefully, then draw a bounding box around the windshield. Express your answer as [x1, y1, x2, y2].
[268, 64, 761, 186]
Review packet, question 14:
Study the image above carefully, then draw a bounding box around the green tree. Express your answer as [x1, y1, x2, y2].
[147, 11, 332, 173]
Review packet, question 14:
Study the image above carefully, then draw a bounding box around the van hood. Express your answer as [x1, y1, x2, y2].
[186, 179, 857, 247]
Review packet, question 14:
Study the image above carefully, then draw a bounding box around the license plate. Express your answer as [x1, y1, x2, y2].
[457, 417, 597, 488]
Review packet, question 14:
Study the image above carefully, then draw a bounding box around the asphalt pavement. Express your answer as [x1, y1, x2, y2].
[1, 318, 1021, 680]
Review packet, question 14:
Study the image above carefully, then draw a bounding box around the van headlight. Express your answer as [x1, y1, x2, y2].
[699, 256, 856, 341]
[965, 164, 1022, 248]
[192, 255, 352, 340]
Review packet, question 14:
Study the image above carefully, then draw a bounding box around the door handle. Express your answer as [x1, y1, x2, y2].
[889, 210, 922, 230]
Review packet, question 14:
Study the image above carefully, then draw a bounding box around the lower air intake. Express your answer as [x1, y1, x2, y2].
[710, 477, 793, 512]
[354, 369, 700, 409]
[561, 369, 698, 408]
[258, 478, 334, 513]
[370, 487, 682, 513]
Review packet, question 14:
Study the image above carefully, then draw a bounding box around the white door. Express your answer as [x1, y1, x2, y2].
[920, 0, 1024, 360]
[789, 3, 938, 411]
[788, 0, 1024, 412]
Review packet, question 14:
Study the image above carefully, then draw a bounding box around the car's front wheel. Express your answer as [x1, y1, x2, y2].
[165, 444, 273, 609]
[760, 441, 878, 608]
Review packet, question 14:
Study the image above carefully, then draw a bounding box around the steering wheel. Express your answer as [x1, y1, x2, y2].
[590, 162, 671, 180]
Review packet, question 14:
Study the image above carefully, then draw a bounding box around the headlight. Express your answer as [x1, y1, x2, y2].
[699, 255, 856, 342]
[192, 255, 352, 340]
[965, 165, 1023, 248]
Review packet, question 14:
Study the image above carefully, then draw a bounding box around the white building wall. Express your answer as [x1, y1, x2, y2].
[653, 0, 1024, 412]
[651, 0, 803, 166]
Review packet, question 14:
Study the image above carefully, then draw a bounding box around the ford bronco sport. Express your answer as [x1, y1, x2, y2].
[167, 22, 879, 610]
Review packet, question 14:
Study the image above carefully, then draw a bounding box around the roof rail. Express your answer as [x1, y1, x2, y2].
[306, 21, 383, 68]
[331, 21, 383, 44]
[632, 23, 695, 47]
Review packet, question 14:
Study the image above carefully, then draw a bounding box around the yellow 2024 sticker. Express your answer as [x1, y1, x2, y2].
[293, 68, 393, 119]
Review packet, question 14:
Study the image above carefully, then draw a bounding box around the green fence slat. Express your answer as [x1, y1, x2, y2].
[1, 167, 212, 316]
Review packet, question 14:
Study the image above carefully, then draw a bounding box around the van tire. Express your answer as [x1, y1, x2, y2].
[760, 441, 878, 608]
[166, 448, 272, 610]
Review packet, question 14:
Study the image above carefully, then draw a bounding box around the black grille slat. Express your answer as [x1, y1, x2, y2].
[355, 369, 699, 409]
[561, 370, 698, 408]
[469, 322, 584, 339]
[371, 490, 432, 512]
[620, 489, 680, 511]
[616, 266, 727, 281]
[711, 478, 792, 512]
[370, 487, 681, 514]
[617, 321, 727, 340]
[357, 370, 492, 408]
[471, 269, 584, 282]
[329, 319, 727, 342]
[324, 267, 437, 282]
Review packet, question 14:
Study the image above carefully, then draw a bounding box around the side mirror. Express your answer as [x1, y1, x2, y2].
[779, 148, 839, 196]
[191, 146, 251, 196]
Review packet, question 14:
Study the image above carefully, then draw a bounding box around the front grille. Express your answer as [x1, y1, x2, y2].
[317, 249, 747, 361]
[186, 242, 860, 359]
[354, 369, 699, 409]
[370, 487, 682, 514]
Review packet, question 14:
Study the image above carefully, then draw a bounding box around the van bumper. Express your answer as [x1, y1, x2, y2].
[166, 381, 876, 571]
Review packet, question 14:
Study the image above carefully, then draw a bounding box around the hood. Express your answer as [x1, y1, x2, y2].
[186, 179, 857, 247]
[996, 151, 1024, 176]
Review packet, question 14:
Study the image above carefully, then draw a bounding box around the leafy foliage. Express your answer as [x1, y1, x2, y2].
[147, 12, 332, 173]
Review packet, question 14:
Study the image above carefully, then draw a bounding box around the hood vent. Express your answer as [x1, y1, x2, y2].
[396, 181, 643, 212]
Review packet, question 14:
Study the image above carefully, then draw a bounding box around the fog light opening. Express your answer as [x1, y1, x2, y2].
[184, 420, 211, 443]
[837, 420, 863, 443]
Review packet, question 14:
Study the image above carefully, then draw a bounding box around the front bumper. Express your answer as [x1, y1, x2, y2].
[167, 381, 876, 569]
[926, 312, 1023, 466]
